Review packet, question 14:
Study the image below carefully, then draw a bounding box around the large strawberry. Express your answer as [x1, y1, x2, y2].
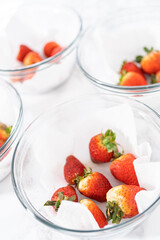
[119, 72, 147, 86]
[80, 199, 108, 228]
[44, 186, 78, 211]
[120, 61, 144, 77]
[64, 155, 86, 184]
[75, 168, 112, 202]
[136, 47, 160, 74]
[89, 129, 122, 163]
[17, 44, 33, 62]
[106, 185, 144, 223]
[110, 153, 139, 186]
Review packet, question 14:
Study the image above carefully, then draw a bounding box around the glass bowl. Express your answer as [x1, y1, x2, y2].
[0, 79, 23, 181]
[12, 94, 160, 239]
[0, 3, 82, 94]
[77, 6, 160, 96]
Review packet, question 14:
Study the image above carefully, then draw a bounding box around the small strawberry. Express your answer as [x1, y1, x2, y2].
[89, 129, 122, 163]
[17, 44, 33, 62]
[50, 46, 63, 57]
[80, 199, 108, 228]
[44, 42, 60, 57]
[0, 124, 12, 142]
[151, 71, 160, 84]
[106, 185, 144, 223]
[136, 47, 160, 74]
[119, 72, 147, 86]
[44, 186, 78, 211]
[120, 61, 144, 77]
[64, 155, 86, 184]
[110, 153, 139, 186]
[23, 52, 42, 66]
[75, 168, 112, 202]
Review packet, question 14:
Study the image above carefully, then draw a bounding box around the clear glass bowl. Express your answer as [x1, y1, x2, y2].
[0, 3, 82, 94]
[0, 79, 23, 181]
[77, 6, 160, 96]
[12, 94, 160, 239]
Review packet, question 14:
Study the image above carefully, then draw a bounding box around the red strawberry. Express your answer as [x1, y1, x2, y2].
[80, 199, 108, 228]
[106, 185, 144, 223]
[120, 61, 144, 77]
[23, 52, 42, 66]
[76, 169, 112, 202]
[44, 41, 60, 57]
[110, 153, 139, 186]
[50, 46, 63, 57]
[136, 47, 160, 74]
[44, 186, 78, 211]
[0, 124, 12, 142]
[17, 45, 32, 62]
[151, 71, 160, 84]
[89, 129, 122, 163]
[119, 72, 147, 86]
[64, 155, 86, 184]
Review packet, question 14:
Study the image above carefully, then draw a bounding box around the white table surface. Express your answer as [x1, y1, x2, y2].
[1, 0, 160, 239]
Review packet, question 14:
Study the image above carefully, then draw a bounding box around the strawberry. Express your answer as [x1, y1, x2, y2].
[50, 46, 63, 57]
[23, 52, 42, 66]
[119, 72, 147, 86]
[110, 153, 139, 186]
[44, 186, 78, 211]
[120, 61, 144, 77]
[136, 47, 160, 74]
[64, 155, 86, 184]
[17, 45, 32, 62]
[0, 124, 12, 142]
[80, 199, 108, 228]
[106, 185, 144, 223]
[89, 129, 122, 163]
[151, 71, 160, 84]
[44, 42, 60, 57]
[75, 168, 112, 202]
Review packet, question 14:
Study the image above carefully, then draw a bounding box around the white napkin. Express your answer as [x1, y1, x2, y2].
[55, 200, 99, 230]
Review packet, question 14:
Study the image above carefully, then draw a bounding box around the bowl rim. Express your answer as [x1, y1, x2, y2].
[0, 4, 82, 73]
[11, 93, 160, 234]
[77, 8, 160, 93]
[0, 79, 23, 158]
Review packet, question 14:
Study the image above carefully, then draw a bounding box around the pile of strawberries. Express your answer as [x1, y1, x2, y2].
[44, 129, 144, 228]
[118, 47, 160, 86]
[16, 42, 63, 66]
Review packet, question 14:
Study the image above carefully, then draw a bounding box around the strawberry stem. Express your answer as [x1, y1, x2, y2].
[135, 55, 143, 63]
[102, 129, 123, 161]
[73, 167, 92, 187]
[44, 192, 76, 211]
[106, 201, 124, 224]
[151, 74, 156, 84]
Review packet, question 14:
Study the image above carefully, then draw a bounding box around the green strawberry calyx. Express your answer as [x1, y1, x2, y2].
[135, 46, 154, 63]
[151, 74, 157, 84]
[101, 129, 123, 160]
[118, 70, 127, 85]
[44, 192, 76, 211]
[5, 126, 12, 135]
[73, 167, 92, 187]
[106, 201, 124, 224]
